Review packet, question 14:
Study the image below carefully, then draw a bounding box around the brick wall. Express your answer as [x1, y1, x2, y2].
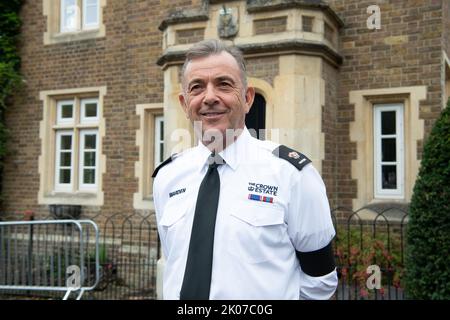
[326, 0, 444, 207]
[322, 61, 339, 209]
[3, 0, 169, 218]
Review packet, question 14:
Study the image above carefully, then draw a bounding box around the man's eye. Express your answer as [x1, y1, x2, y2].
[219, 82, 231, 87]
[189, 85, 201, 92]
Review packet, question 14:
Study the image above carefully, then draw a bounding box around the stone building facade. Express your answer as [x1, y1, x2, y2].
[2, 0, 450, 220]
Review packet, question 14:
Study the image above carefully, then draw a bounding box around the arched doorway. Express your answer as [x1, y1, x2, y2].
[245, 93, 266, 140]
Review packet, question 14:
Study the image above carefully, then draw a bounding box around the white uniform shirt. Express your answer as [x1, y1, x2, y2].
[153, 128, 338, 300]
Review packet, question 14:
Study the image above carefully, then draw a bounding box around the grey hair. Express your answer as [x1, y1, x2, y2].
[180, 39, 247, 90]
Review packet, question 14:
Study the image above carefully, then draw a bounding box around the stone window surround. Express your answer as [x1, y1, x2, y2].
[43, 0, 107, 45]
[443, 51, 450, 109]
[349, 86, 427, 210]
[39, 86, 107, 206]
[134, 103, 163, 211]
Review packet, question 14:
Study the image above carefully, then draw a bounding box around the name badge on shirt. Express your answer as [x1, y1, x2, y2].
[169, 188, 186, 198]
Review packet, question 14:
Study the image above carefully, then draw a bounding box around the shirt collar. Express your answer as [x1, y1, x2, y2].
[194, 127, 252, 173]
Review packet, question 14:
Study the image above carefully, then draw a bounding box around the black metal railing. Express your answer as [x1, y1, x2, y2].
[83, 212, 159, 300]
[1, 205, 408, 300]
[332, 205, 408, 300]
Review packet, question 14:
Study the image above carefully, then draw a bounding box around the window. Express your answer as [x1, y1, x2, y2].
[60, 0, 99, 33]
[60, 0, 78, 32]
[324, 22, 335, 45]
[57, 100, 74, 124]
[39, 86, 106, 206]
[83, 0, 100, 30]
[302, 16, 314, 32]
[54, 97, 99, 192]
[55, 131, 74, 191]
[154, 115, 164, 168]
[43, 0, 105, 45]
[81, 98, 99, 123]
[349, 87, 426, 209]
[134, 103, 164, 209]
[374, 104, 404, 199]
[79, 130, 98, 190]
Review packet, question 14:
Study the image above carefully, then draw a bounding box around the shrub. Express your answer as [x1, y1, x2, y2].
[334, 223, 405, 299]
[404, 102, 450, 299]
[0, 0, 23, 200]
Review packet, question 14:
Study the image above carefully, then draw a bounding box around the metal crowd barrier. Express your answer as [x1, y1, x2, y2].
[0, 219, 99, 300]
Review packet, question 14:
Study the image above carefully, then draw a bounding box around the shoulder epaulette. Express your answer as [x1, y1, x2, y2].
[152, 154, 177, 178]
[272, 145, 311, 171]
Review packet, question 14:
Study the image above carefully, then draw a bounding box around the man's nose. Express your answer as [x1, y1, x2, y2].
[202, 83, 219, 106]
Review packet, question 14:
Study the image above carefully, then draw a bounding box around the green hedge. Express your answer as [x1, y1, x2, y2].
[0, 0, 23, 195]
[405, 102, 450, 299]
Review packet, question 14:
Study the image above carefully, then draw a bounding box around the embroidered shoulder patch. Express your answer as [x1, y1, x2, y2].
[272, 145, 311, 171]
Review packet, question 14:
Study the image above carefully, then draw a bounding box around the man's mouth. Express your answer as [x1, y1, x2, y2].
[200, 111, 227, 119]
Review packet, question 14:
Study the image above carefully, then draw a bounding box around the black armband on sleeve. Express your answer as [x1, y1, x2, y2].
[296, 242, 336, 277]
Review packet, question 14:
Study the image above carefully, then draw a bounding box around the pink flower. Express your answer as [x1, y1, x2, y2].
[360, 289, 368, 298]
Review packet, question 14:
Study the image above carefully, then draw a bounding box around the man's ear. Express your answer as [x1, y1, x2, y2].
[244, 86, 256, 114]
[179, 93, 190, 119]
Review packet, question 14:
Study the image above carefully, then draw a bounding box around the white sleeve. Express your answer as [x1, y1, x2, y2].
[299, 268, 338, 300]
[286, 164, 338, 300]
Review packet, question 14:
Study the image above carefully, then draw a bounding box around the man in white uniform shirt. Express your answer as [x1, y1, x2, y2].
[153, 39, 338, 300]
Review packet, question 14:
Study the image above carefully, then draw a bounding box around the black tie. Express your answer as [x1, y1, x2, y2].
[180, 152, 223, 300]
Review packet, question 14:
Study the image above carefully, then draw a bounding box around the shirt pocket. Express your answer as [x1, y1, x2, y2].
[227, 202, 286, 264]
[160, 202, 188, 260]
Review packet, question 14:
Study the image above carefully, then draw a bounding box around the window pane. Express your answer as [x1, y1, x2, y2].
[382, 138, 396, 162]
[60, 152, 72, 167]
[84, 0, 99, 26]
[62, 0, 78, 31]
[302, 16, 313, 32]
[160, 120, 164, 140]
[85, 103, 97, 117]
[324, 23, 334, 43]
[84, 151, 96, 166]
[382, 165, 397, 189]
[59, 169, 71, 184]
[60, 135, 72, 150]
[83, 169, 95, 184]
[381, 111, 396, 135]
[159, 143, 164, 163]
[84, 134, 96, 149]
[61, 104, 73, 118]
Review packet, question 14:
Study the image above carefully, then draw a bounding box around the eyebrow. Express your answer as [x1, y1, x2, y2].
[215, 76, 236, 85]
[187, 75, 237, 88]
[186, 78, 204, 91]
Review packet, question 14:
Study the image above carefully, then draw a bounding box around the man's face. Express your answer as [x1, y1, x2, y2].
[179, 51, 255, 142]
